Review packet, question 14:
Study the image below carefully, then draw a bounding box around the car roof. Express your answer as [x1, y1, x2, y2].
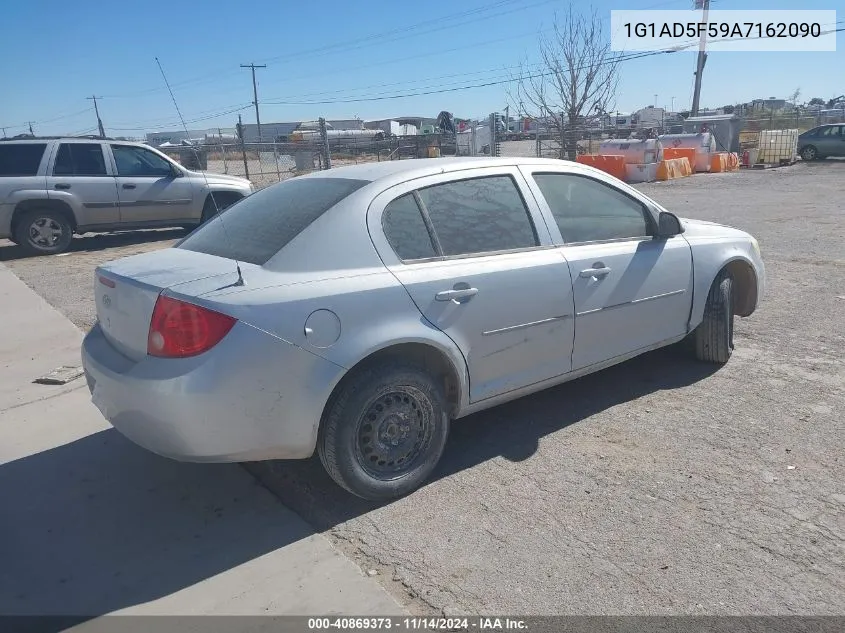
[0, 136, 134, 143]
[297, 156, 579, 185]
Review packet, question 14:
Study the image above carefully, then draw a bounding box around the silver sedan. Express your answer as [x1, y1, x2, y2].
[81, 157, 765, 500]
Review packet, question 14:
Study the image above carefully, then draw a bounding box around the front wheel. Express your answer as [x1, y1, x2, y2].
[318, 363, 450, 501]
[14, 209, 73, 255]
[694, 271, 734, 364]
[800, 145, 818, 161]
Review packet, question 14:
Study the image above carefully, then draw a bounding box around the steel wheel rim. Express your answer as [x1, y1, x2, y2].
[803, 147, 816, 160]
[354, 386, 435, 480]
[28, 217, 64, 247]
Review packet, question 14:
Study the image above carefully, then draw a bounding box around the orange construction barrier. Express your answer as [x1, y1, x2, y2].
[576, 154, 627, 181]
[710, 152, 740, 173]
[656, 157, 692, 181]
[727, 152, 740, 171]
[664, 147, 696, 166]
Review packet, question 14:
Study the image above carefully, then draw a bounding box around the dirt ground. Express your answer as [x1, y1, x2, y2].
[1, 161, 843, 616]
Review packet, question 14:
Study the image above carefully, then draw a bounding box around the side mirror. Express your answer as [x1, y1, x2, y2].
[657, 211, 683, 238]
[171, 165, 184, 178]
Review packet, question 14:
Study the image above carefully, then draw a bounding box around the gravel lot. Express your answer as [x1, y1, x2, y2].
[2, 161, 843, 616]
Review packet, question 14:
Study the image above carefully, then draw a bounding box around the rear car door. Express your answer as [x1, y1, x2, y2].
[108, 144, 195, 224]
[46, 142, 119, 227]
[522, 169, 692, 371]
[368, 167, 576, 403]
[817, 125, 845, 157]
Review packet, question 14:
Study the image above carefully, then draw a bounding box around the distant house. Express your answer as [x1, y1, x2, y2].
[364, 119, 418, 136]
[748, 98, 789, 112]
[634, 106, 666, 127]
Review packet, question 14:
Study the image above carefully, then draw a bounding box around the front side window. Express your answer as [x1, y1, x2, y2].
[820, 126, 842, 137]
[415, 175, 537, 257]
[533, 173, 651, 243]
[111, 145, 174, 177]
[53, 143, 107, 177]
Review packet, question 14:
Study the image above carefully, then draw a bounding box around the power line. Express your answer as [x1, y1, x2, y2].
[107, 105, 252, 131]
[261, 26, 845, 107]
[256, 0, 555, 66]
[99, 0, 548, 100]
[1, 107, 94, 131]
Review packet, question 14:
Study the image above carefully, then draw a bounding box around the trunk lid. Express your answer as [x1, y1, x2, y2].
[95, 248, 246, 361]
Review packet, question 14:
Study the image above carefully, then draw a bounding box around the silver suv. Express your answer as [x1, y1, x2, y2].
[0, 137, 253, 255]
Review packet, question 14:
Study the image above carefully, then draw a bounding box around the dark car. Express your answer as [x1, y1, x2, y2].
[798, 124, 845, 161]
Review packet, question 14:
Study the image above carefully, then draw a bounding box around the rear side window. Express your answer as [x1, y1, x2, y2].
[416, 176, 538, 257]
[178, 177, 370, 265]
[0, 143, 47, 176]
[53, 143, 108, 177]
[382, 194, 438, 261]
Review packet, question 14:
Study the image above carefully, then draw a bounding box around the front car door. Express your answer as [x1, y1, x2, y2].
[367, 167, 576, 403]
[46, 142, 119, 228]
[521, 167, 692, 371]
[108, 144, 195, 225]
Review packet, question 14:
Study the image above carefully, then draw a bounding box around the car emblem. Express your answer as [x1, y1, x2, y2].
[103, 295, 111, 307]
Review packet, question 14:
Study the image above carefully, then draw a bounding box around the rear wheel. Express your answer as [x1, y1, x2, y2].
[14, 209, 73, 255]
[800, 145, 818, 161]
[318, 362, 450, 501]
[694, 271, 734, 364]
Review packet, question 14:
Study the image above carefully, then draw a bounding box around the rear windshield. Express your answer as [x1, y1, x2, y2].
[177, 177, 370, 265]
[0, 143, 48, 176]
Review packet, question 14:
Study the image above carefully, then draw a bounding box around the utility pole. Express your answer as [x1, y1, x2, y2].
[690, 0, 711, 116]
[241, 63, 267, 142]
[86, 95, 106, 138]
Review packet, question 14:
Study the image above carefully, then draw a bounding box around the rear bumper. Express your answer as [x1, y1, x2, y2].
[81, 321, 345, 462]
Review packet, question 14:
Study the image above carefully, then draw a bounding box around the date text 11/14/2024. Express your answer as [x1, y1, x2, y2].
[307, 617, 528, 630]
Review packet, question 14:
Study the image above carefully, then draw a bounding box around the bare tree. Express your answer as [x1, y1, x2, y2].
[510, 5, 621, 160]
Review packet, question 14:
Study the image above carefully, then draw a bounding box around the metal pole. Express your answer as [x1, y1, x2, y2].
[86, 96, 106, 138]
[319, 117, 331, 169]
[219, 128, 228, 173]
[238, 113, 250, 180]
[690, 0, 711, 117]
[241, 63, 266, 142]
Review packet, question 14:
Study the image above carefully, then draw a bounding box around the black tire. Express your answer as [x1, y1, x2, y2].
[800, 145, 818, 161]
[318, 362, 450, 501]
[14, 209, 73, 255]
[694, 271, 734, 364]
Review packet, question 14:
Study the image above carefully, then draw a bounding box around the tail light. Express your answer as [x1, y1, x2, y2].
[147, 295, 236, 358]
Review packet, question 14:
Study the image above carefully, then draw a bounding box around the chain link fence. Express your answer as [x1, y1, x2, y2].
[159, 110, 845, 189]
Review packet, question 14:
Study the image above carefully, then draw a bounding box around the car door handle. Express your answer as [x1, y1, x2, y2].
[435, 288, 479, 302]
[580, 267, 612, 278]
[54, 183, 71, 190]
[122, 183, 136, 189]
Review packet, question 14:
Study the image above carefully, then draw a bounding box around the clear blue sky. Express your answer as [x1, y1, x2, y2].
[1, 0, 841, 137]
